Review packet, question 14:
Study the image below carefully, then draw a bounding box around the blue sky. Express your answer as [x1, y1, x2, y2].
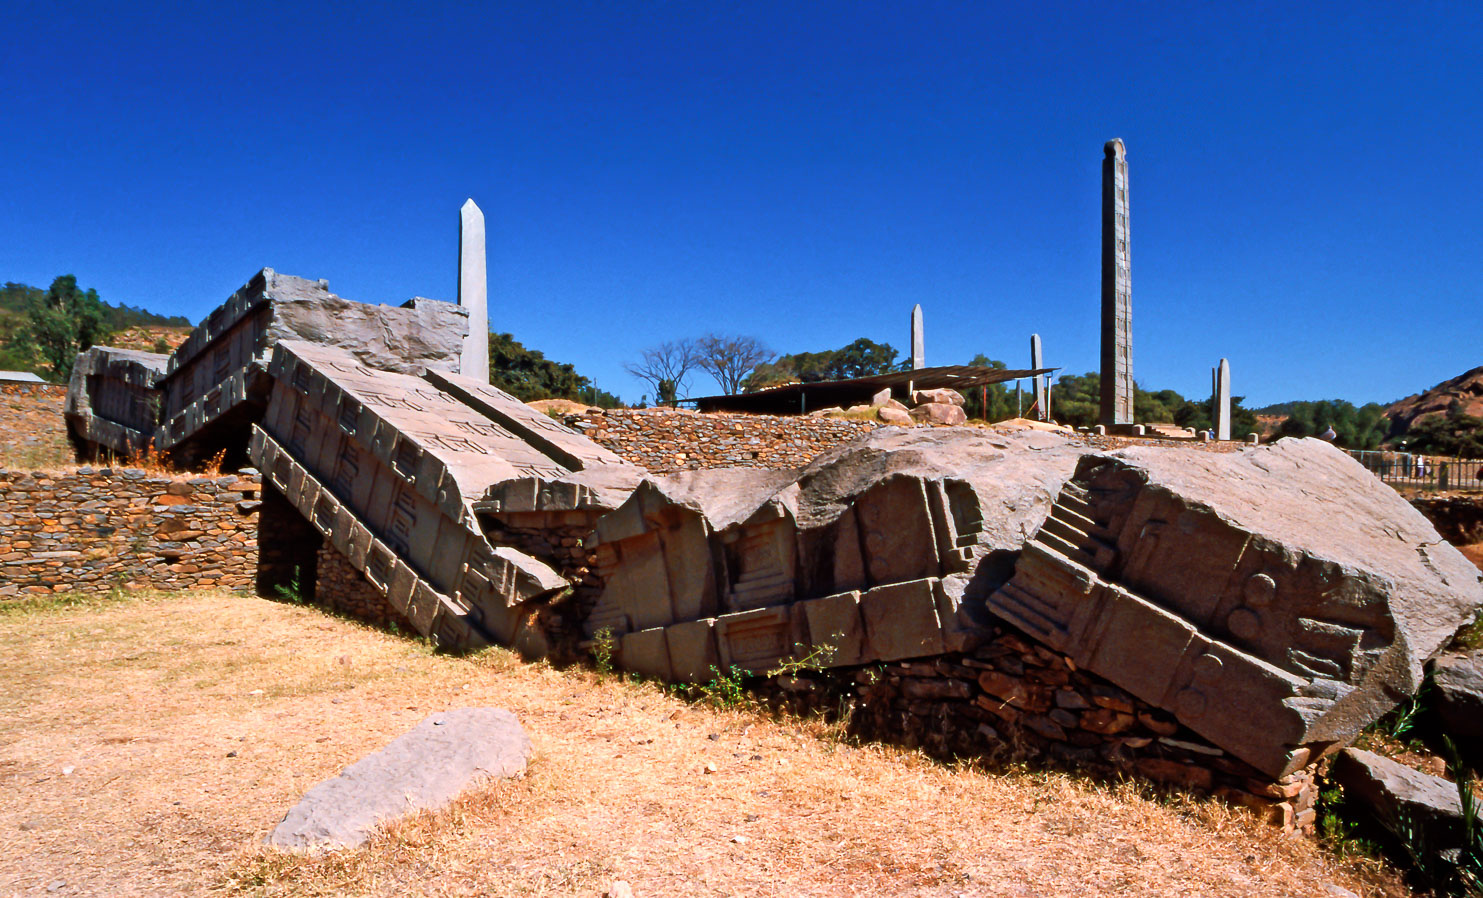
[2, 1, 1479, 407]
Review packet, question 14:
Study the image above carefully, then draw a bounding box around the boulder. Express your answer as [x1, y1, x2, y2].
[910, 388, 965, 407]
[878, 406, 913, 426]
[1431, 651, 1483, 767]
[1331, 748, 1464, 852]
[988, 438, 1483, 777]
[266, 707, 532, 850]
[910, 403, 967, 426]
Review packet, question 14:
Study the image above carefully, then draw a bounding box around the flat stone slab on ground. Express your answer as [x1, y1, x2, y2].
[266, 707, 532, 850]
[1330, 747, 1464, 853]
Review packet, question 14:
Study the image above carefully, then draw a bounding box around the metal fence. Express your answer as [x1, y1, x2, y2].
[1347, 450, 1483, 491]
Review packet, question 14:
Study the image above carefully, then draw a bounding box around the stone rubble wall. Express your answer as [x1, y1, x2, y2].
[563, 408, 878, 474]
[478, 510, 608, 655]
[0, 383, 71, 468]
[314, 541, 412, 631]
[750, 623, 1319, 833]
[0, 466, 261, 597]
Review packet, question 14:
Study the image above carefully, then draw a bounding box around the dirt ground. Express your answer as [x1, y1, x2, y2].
[0, 590, 1401, 898]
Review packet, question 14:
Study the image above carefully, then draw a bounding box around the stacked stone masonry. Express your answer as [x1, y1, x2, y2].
[0, 383, 70, 467]
[314, 541, 412, 631]
[564, 408, 878, 474]
[0, 466, 261, 597]
[752, 623, 1321, 832]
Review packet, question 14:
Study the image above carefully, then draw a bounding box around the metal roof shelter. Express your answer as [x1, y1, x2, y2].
[0, 371, 48, 384]
[689, 365, 1058, 415]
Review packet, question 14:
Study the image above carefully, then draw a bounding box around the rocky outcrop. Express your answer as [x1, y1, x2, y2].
[1385, 365, 1483, 434]
[910, 402, 967, 426]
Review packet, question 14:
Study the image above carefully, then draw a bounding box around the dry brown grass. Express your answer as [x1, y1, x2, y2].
[0, 589, 1406, 897]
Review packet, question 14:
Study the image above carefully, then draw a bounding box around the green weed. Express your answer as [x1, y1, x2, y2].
[767, 640, 838, 678]
[589, 627, 615, 677]
[697, 664, 750, 709]
[273, 567, 306, 605]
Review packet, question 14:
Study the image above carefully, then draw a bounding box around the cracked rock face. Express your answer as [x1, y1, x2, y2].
[584, 426, 1087, 679]
[584, 431, 1483, 766]
[988, 438, 1483, 776]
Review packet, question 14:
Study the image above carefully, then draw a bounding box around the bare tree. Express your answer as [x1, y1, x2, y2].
[695, 333, 773, 395]
[624, 338, 698, 406]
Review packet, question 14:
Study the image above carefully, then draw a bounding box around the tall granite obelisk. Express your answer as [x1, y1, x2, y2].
[458, 198, 489, 382]
[1213, 358, 1231, 441]
[1100, 139, 1133, 426]
[910, 304, 925, 370]
[1030, 333, 1047, 421]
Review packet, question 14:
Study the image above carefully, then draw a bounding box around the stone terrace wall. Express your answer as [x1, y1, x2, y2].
[753, 623, 1319, 833]
[564, 408, 878, 474]
[0, 382, 71, 468]
[315, 541, 411, 631]
[0, 466, 261, 598]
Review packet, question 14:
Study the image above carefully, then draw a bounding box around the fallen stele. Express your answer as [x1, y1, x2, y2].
[266, 707, 532, 851]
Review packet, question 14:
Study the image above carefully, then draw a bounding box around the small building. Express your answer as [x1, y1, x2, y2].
[689, 365, 1052, 415]
[0, 370, 48, 385]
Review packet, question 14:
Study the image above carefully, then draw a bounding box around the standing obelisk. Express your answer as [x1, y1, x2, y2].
[1213, 358, 1231, 441]
[910, 304, 925, 370]
[1099, 139, 1133, 426]
[1030, 333, 1046, 421]
[459, 198, 489, 382]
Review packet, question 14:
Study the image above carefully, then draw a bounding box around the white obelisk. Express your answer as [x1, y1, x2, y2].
[910, 304, 925, 370]
[458, 198, 489, 382]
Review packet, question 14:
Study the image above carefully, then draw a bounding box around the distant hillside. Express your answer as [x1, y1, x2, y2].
[0, 281, 191, 329]
[1252, 401, 1300, 416]
[1385, 365, 1483, 432]
[0, 279, 193, 378]
[103, 325, 192, 354]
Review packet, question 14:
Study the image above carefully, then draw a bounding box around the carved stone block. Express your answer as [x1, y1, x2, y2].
[666, 618, 720, 684]
[800, 591, 867, 666]
[621, 627, 673, 682]
[861, 578, 947, 662]
[716, 606, 795, 673]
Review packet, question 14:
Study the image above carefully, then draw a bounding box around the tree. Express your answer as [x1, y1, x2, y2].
[1171, 394, 1259, 438]
[13, 275, 111, 381]
[1275, 399, 1388, 449]
[1403, 405, 1483, 458]
[959, 355, 1021, 422]
[487, 332, 621, 407]
[695, 334, 772, 395]
[624, 338, 698, 406]
[742, 337, 901, 391]
[1045, 371, 1260, 434]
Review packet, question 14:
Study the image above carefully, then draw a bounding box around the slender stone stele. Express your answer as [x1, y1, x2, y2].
[459, 198, 490, 383]
[1099, 138, 1133, 427]
[266, 707, 531, 850]
[1030, 333, 1047, 422]
[910, 304, 925, 371]
[1213, 358, 1232, 441]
